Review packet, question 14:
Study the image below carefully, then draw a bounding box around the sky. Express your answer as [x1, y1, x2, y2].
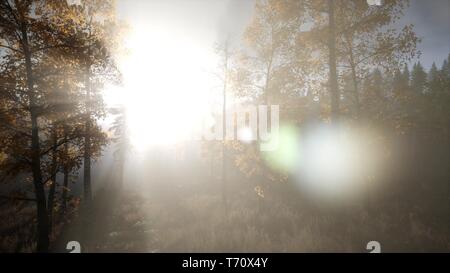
[400, 0, 450, 69]
[116, 0, 254, 49]
[116, 0, 450, 69]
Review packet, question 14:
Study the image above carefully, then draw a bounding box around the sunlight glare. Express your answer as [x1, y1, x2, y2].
[113, 23, 218, 149]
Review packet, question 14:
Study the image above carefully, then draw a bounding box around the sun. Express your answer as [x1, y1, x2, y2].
[107, 24, 218, 149]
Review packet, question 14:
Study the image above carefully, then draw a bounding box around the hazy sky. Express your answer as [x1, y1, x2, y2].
[117, 0, 450, 69]
[116, 0, 254, 49]
[400, 0, 450, 69]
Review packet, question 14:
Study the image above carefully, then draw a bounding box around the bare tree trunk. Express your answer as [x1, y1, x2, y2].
[84, 121, 91, 203]
[345, 35, 361, 119]
[210, 148, 214, 180]
[83, 64, 92, 204]
[61, 129, 69, 214]
[328, 0, 340, 123]
[62, 167, 69, 213]
[350, 62, 361, 118]
[117, 154, 124, 189]
[47, 125, 58, 235]
[221, 42, 230, 213]
[82, 18, 94, 205]
[21, 23, 49, 252]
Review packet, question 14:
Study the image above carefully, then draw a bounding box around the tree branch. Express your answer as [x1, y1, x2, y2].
[0, 195, 37, 202]
[39, 133, 83, 157]
[31, 43, 83, 53]
[0, 44, 22, 53]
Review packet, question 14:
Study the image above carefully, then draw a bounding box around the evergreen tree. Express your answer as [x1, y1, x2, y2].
[371, 69, 384, 99]
[441, 54, 450, 92]
[392, 65, 410, 98]
[402, 63, 411, 88]
[411, 62, 427, 95]
[428, 62, 442, 95]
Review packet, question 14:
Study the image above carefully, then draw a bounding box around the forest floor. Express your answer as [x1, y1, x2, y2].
[52, 187, 156, 252]
[51, 179, 450, 253]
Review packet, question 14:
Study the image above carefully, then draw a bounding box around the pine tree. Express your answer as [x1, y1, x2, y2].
[441, 53, 450, 92]
[371, 69, 384, 99]
[428, 62, 442, 95]
[411, 62, 427, 95]
[392, 64, 410, 99]
[402, 63, 411, 88]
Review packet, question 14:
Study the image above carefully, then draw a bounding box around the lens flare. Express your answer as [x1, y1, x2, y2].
[264, 123, 381, 200]
[263, 124, 301, 173]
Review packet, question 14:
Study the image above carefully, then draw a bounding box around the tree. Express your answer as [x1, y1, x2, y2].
[441, 53, 450, 92]
[307, 0, 420, 119]
[0, 0, 118, 251]
[428, 62, 442, 95]
[392, 63, 410, 96]
[68, 0, 119, 204]
[110, 106, 129, 189]
[411, 62, 427, 95]
[218, 41, 230, 211]
[234, 0, 308, 106]
[230, 0, 309, 190]
[0, 0, 80, 252]
[327, 0, 340, 123]
[361, 68, 385, 119]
